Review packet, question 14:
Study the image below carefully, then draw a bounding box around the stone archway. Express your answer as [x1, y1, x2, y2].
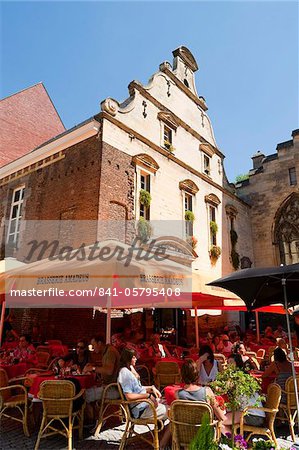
[274, 193, 299, 264]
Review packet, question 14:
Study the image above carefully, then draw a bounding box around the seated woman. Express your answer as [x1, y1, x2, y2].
[196, 345, 223, 385]
[118, 348, 166, 419]
[177, 359, 239, 434]
[118, 348, 170, 449]
[64, 339, 89, 373]
[147, 334, 171, 359]
[262, 347, 293, 402]
[228, 342, 258, 372]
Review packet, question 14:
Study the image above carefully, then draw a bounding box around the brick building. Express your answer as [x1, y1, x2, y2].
[0, 83, 65, 167]
[2, 46, 295, 343]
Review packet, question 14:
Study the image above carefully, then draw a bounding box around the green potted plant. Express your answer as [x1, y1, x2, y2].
[185, 210, 195, 222]
[189, 413, 218, 450]
[139, 189, 151, 207]
[210, 220, 218, 236]
[211, 366, 261, 444]
[164, 140, 175, 152]
[137, 217, 152, 242]
[209, 245, 221, 260]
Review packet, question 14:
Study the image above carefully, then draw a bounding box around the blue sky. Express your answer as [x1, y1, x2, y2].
[1, 1, 298, 181]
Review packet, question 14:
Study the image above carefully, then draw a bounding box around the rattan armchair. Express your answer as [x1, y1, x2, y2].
[119, 395, 165, 450]
[0, 368, 31, 437]
[256, 348, 266, 365]
[214, 353, 227, 369]
[36, 351, 51, 369]
[34, 379, 85, 450]
[154, 361, 181, 390]
[276, 375, 299, 442]
[136, 364, 151, 385]
[94, 382, 124, 436]
[239, 383, 281, 447]
[169, 400, 220, 449]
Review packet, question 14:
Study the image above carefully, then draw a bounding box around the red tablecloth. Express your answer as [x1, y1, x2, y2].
[29, 374, 95, 398]
[0, 362, 32, 379]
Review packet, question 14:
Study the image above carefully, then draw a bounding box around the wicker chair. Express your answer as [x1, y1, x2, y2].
[256, 348, 266, 365]
[47, 340, 62, 345]
[119, 391, 165, 450]
[36, 345, 51, 353]
[25, 357, 60, 376]
[239, 383, 281, 447]
[169, 400, 220, 449]
[0, 368, 31, 436]
[245, 351, 257, 359]
[276, 375, 299, 442]
[36, 351, 51, 369]
[94, 382, 124, 436]
[34, 379, 85, 450]
[136, 364, 151, 385]
[214, 353, 227, 369]
[154, 361, 181, 390]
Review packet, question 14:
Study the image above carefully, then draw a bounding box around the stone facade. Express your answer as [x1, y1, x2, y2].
[236, 130, 299, 268]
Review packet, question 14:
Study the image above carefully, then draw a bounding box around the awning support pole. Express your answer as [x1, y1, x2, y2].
[282, 278, 299, 437]
[195, 306, 199, 349]
[255, 310, 260, 342]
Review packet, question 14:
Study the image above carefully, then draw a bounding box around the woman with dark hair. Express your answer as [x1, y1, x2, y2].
[64, 339, 89, 373]
[117, 348, 170, 449]
[196, 345, 222, 385]
[177, 360, 239, 434]
[118, 348, 165, 418]
[228, 342, 258, 372]
[263, 347, 292, 402]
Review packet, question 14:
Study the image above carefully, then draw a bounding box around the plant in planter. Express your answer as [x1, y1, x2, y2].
[251, 438, 296, 450]
[210, 245, 221, 260]
[185, 210, 195, 222]
[211, 366, 261, 444]
[164, 140, 175, 152]
[219, 432, 248, 450]
[137, 217, 152, 242]
[189, 413, 218, 450]
[139, 189, 151, 208]
[210, 220, 218, 236]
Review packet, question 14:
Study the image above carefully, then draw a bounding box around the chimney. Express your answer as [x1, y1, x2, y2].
[251, 150, 265, 170]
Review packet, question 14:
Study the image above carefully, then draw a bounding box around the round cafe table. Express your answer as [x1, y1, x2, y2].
[29, 374, 95, 398]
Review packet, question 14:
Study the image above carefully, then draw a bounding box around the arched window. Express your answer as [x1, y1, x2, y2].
[274, 193, 299, 264]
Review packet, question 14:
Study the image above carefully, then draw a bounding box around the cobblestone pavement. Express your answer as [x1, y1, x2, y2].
[0, 417, 297, 450]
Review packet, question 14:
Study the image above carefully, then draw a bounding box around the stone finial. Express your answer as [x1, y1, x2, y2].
[172, 46, 199, 72]
[171, 46, 199, 97]
[251, 150, 265, 170]
[100, 98, 119, 116]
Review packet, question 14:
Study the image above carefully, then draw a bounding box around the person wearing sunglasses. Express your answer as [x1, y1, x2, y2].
[64, 339, 89, 373]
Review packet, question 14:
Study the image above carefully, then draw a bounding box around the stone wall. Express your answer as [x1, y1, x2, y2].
[237, 131, 299, 267]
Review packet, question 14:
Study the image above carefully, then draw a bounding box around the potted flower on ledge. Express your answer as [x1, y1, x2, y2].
[164, 140, 175, 153]
[210, 245, 221, 260]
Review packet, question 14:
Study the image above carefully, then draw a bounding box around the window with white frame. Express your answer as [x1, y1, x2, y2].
[203, 154, 211, 176]
[139, 171, 151, 220]
[7, 186, 25, 244]
[184, 192, 194, 237]
[163, 125, 172, 148]
[209, 205, 217, 246]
